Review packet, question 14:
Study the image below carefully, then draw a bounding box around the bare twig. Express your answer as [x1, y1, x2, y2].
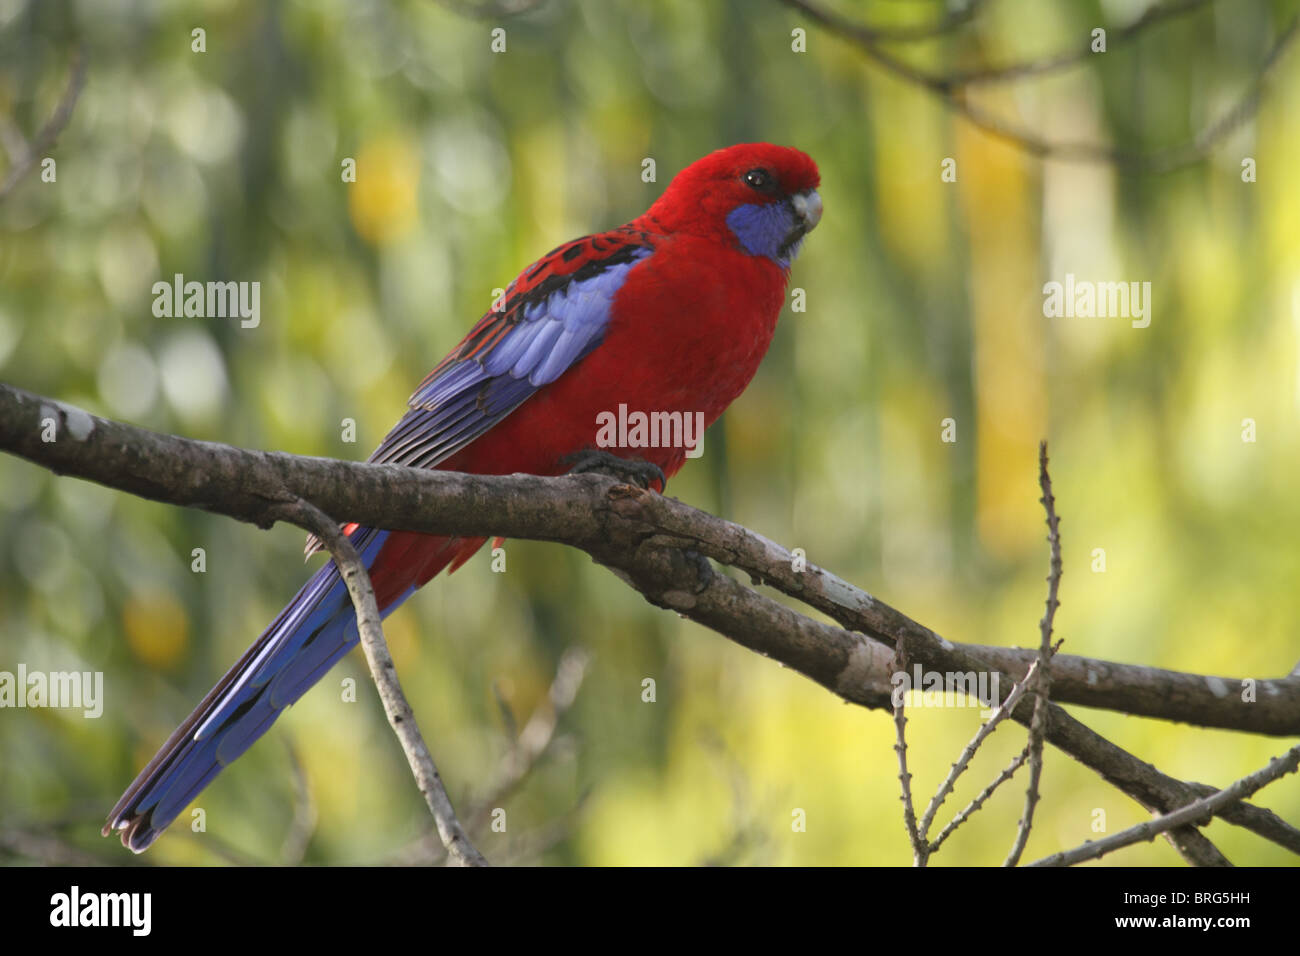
[1031, 744, 1300, 866]
[467, 647, 589, 833]
[279, 741, 319, 865]
[0, 46, 87, 202]
[929, 746, 1029, 855]
[892, 653, 927, 866]
[278, 497, 489, 867]
[918, 657, 1043, 843]
[943, 0, 1215, 87]
[779, 0, 1215, 87]
[780, 0, 1298, 170]
[1003, 443, 1062, 866]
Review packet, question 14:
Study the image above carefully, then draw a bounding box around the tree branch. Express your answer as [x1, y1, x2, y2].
[780, 0, 1216, 87]
[1030, 743, 1300, 866]
[779, 0, 1298, 171]
[2, 382, 1298, 861]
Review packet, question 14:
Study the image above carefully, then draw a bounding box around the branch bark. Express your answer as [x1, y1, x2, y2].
[1030, 744, 1300, 867]
[3, 382, 1298, 861]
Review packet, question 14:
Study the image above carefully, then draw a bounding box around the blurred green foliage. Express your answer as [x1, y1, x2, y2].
[1, 0, 1298, 865]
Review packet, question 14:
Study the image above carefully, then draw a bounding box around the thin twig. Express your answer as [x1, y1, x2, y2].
[781, 0, 1298, 170]
[279, 740, 319, 865]
[280, 497, 489, 867]
[1003, 442, 1062, 866]
[947, 0, 1216, 87]
[0, 46, 87, 202]
[893, 652, 927, 865]
[779, 0, 1214, 87]
[1031, 744, 1300, 866]
[466, 647, 589, 833]
[957, 22, 1295, 172]
[930, 746, 1029, 855]
[918, 657, 1042, 842]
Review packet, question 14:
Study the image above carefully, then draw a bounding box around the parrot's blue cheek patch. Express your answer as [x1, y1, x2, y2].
[727, 202, 798, 268]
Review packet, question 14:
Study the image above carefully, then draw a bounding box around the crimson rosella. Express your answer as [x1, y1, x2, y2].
[104, 142, 822, 851]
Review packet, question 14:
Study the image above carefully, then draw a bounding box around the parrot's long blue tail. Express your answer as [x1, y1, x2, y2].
[103, 528, 394, 853]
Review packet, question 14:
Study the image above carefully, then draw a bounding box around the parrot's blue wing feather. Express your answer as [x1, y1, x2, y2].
[373, 236, 652, 468]
[106, 232, 654, 852]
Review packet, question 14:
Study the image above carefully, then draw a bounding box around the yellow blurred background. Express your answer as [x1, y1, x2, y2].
[1, 0, 1297, 865]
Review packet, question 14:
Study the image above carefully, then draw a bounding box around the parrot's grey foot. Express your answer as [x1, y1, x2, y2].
[565, 448, 666, 492]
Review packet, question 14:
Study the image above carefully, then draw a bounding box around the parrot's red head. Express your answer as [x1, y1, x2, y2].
[642, 143, 822, 268]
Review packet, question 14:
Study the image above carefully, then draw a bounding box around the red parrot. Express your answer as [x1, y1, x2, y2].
[104, 142, 822, 851]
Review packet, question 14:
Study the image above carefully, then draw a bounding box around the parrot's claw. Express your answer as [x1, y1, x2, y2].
[565, 448, 666, 492]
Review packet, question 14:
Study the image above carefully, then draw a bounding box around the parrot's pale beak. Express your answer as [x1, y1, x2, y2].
[779, 188, 822, 261]
[791, 189, 823, 233]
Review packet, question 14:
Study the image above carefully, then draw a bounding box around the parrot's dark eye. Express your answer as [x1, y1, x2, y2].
[743, 168, 774, 192]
